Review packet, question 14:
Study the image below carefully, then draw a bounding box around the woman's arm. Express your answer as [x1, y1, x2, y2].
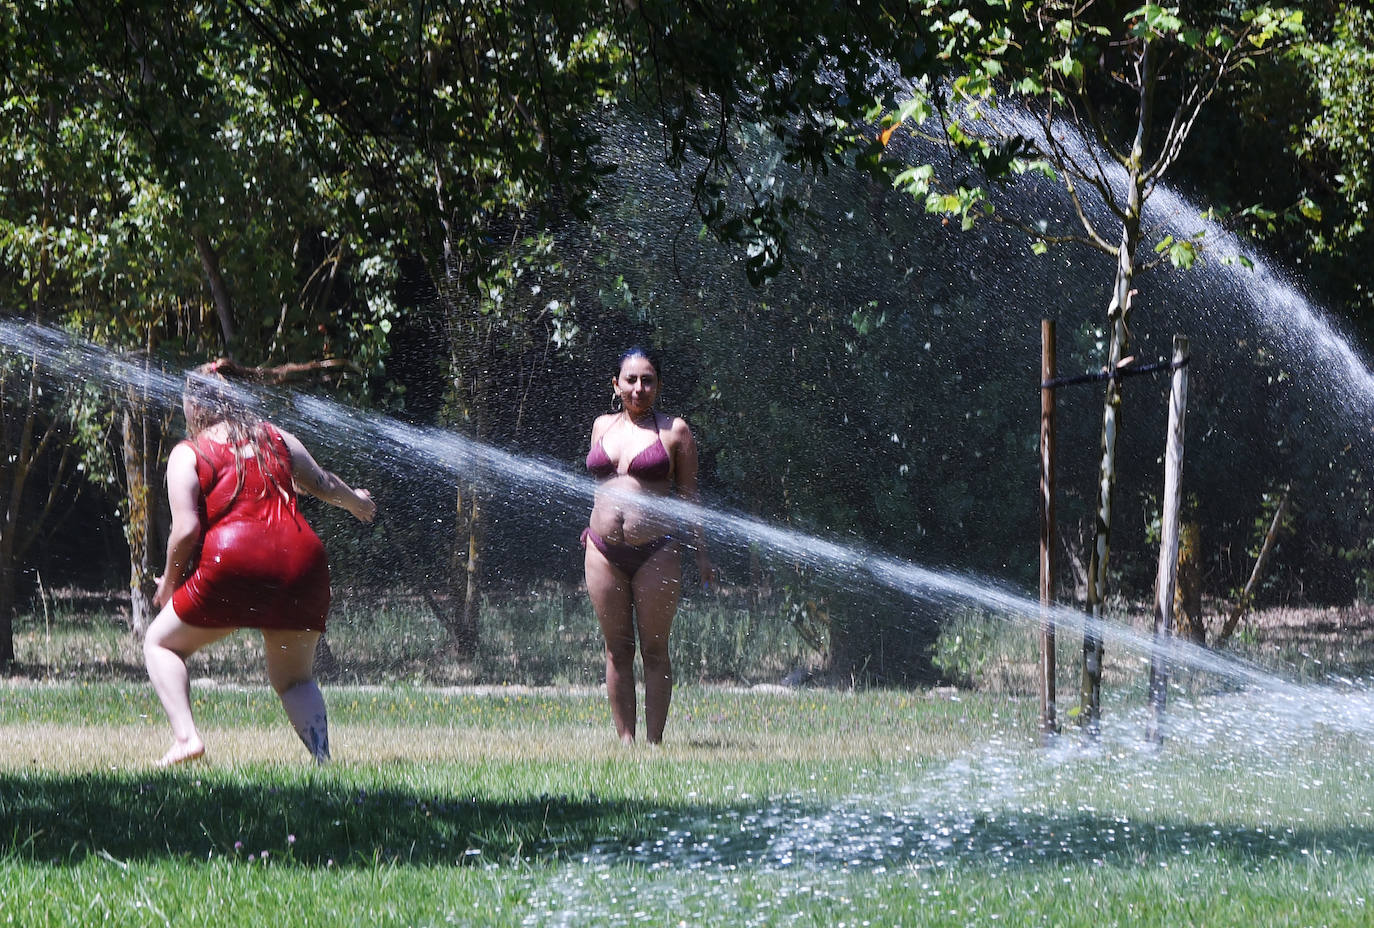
[153, 443, 204, 610]
[672, 419, 716, 588]
[275, 426, 377, 522]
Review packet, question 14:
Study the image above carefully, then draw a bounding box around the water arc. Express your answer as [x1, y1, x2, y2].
[0, 317, 1345, 709]
[6, 98, 1374, 709]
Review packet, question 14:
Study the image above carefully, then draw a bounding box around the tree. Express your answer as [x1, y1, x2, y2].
[0, 348, 93, 663]
[0, 0, 397, 639]
[878, 1, 1305, 725]
[556, 111, 1063, 682]
[204, 0, 1067, 659]
[1288, 5, 1374, 313]
[217, 0, 633, 652]
[0, 1, 129, 656]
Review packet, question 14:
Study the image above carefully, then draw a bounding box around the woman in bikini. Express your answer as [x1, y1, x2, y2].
[583, 346, 715, 744]
[143, 359, 376, 767]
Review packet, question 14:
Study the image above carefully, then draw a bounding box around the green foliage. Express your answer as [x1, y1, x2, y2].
[1153, 234, 1202, 269]
[1, 0, 1372, 680]
[929, 607, 1002, 685]
[604, 0, 1028, 282]
[1297, 7, 1374, 245]
[873, 1, 1309, 255]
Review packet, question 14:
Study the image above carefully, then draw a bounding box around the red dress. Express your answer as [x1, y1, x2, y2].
[171, 424, 331, 632]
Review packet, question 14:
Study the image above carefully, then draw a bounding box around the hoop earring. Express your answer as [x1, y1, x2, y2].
[612, 392, 623, 412]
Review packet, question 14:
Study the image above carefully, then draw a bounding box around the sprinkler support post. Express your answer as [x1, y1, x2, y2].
[1039, 320, 1059, 740]
[1039, 334, 1191, 740]
[1147, 335, 1190, 744]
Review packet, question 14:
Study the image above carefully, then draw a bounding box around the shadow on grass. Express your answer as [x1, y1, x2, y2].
[4, 772, 1374, 873]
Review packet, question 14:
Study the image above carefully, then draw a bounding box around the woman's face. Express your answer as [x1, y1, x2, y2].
[615, 355, 660, 416]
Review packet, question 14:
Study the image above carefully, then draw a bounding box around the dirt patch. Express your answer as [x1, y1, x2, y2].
[1228, 603, 1374, 679]
[960, 603, 1374, 696]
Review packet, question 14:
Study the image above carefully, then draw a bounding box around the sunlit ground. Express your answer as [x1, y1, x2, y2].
[4, 680, 1374, 926]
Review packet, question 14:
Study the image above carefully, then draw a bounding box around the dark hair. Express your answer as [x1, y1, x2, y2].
[183, 359, 262, 434]
[183, 359, 287, 506]
[616, 345, 661, 378]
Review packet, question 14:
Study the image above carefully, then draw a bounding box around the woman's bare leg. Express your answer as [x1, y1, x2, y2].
[143, 606, 234, 767]
[586, 544, 637, 743]
[262, 629, 329, 762]
[633, 544, 682, 744]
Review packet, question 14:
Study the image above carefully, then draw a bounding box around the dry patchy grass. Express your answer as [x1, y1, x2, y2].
[0, 718, 970, 773]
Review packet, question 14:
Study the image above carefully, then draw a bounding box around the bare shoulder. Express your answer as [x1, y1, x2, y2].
[664, 414, 696, 449]
[590, 412, 617, 441]
[666, 414, 694, 438]
[167, 441, 199, 469]
[165, 442, 203, 496]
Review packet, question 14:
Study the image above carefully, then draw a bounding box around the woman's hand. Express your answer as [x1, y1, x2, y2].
[351, 489, 377, 523]
[153, 575, 173, 611]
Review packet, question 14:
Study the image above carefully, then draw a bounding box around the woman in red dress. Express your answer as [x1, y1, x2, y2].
[144, 360, 376, 767]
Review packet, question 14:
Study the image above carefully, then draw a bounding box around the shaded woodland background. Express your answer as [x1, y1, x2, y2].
[5, 1, 1374, 684]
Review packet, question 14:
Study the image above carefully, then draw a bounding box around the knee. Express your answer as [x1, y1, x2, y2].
[604, 636, 636, 668]
[640, 644, 671, 674]
[143, 629, 178, 662]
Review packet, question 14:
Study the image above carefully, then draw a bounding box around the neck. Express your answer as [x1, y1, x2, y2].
[196, 420, 250, 441]
[625, 408, 656, 427]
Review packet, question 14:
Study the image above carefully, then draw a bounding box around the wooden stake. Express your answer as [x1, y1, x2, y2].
[1040, 320, 1058, 739]
[1147, 335, 1189, 745]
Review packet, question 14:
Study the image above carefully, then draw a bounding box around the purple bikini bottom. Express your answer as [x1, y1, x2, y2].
[582, 527, 674, 579]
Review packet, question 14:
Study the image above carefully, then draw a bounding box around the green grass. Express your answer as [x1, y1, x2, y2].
[4, 681, 1374, 926]
[6, 596, 1374, 925]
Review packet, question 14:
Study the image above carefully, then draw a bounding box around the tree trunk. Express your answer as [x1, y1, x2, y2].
[0, 356, 47, 664]
[448, 479, 482, 655]
[443, 321, 489, 658]
[194, 230, 236, 350]
[121, 402, 159, 636]
[748, 501, 765, 610]
[0, 383, 15, 664]
[1080, 40, 1154, 732]
[1080, 234, 1137, 731]
[1081, 184, 1146, 732]
[1216, 487, 1291, 648]
[1174, 521, 1204, 645]
[0, 542, 15, 664]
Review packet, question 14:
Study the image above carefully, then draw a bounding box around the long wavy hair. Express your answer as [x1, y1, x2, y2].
[183, 358, 289, 506]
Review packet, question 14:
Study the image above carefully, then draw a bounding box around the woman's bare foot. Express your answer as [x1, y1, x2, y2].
[155, 739, 205, 768]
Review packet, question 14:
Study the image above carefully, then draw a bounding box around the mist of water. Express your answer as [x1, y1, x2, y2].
[7, 93, 1373, 718]
[982, 102, 1374, 427]
[0, 316, 1349, 709]
[6, 190, 1374, 908]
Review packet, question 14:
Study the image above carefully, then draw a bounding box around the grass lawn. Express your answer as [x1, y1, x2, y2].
[4, 679, 1374, 926]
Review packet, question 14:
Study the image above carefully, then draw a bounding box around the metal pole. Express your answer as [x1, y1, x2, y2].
[1040, 320, 1058, 739]
[1147, 335, 1189, 744]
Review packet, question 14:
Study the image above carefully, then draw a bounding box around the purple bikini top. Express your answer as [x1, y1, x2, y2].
[586, 434, 671, 480]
